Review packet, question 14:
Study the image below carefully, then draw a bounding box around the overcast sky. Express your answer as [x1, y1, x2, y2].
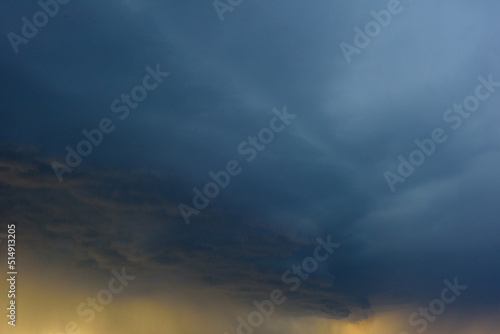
[1, 1, 500, 333]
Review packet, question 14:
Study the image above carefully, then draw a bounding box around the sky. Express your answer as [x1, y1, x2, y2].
[1, 0, 500, 333]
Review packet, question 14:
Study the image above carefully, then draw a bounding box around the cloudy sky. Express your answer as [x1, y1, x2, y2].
[1, 0, 500, 333]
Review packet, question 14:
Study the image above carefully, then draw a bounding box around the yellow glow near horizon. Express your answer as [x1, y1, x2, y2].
[1, 260, 499, 334]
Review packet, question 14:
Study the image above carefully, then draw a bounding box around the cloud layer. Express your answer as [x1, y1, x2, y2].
[1, 0, 500, 332]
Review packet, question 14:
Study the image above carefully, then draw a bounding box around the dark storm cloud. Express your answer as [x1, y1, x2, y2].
[1, 0, 500, 320]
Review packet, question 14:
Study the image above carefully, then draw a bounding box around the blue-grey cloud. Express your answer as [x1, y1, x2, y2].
[1, 0, 500, 321]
